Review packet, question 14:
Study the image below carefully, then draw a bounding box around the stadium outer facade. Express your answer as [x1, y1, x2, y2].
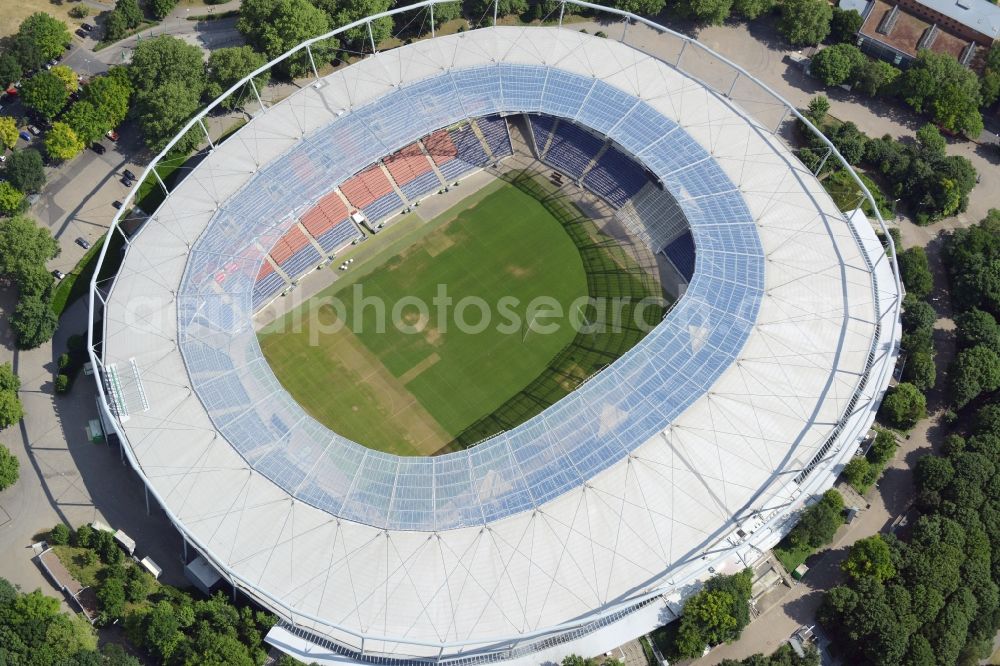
[88, 3, 902, 664]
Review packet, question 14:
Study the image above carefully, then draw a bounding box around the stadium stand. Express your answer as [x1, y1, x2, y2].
[527, 114, 558, 156]
[475, 115, 514, 159]
[583, 144, 649, 208]
[300, 193, 361, 253]
[269, 226, 322, 281]
[384, 144, 443, 201]
[423, 124, 490, 181]
[614, 182, 689, 253]
[541, 119, 604, 180]
[253, 261, 286, 311]
[663, 230, 696, 281]
[340, 165, 404, 222]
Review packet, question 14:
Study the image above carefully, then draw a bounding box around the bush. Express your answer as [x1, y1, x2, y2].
[58, 353, 70, 369]
[49, 523, 70, 545]
[897, 246, 933, 299]
[55, 374, 69, 394]
[74, 523, 93, 548]
[0, 445, 18, 491]
[69, 5, 90, 18]
[843, 456, 878, 491]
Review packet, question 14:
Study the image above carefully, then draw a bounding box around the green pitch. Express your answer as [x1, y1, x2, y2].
[259, 182, 588, 456]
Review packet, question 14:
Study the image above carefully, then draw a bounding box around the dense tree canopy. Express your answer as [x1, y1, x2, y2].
[0, 117, 17, 152]
[609, 0, 667, 15]
[674, 569, 753, 658]
[810, 43, 865, 87]
[732, 0, 774, 19]
[853, 58, 900, 97]
[0, 444, 18, 490]
[129, 37, 206, 152]
[0, 54, 22, 87]
[238, 0, 337, 78]
[21, 71, 70, 119]
[901, 50, 983, 138]
[0, 213, 59, 286]
[898, 246, 933, 298]
[45, 122, 85, 161]
[683, 0, 733, 25]
[13, 13, 71, 71]
[104, 0, 144, 42]
[864, 127, 976, 224]
[842, 535, 895, 582]
[150, 0, 179, 19]
[879, 382, 926, 428]
[0, 182, 25, 217]
[829, 6, 862, 43]
[204, 46, 269, 109]
[312, 0, 394, 50]
[786, 489, 844, 549]
[778, 0, 832, 46]
[3, 149, 46, 194]
[951, 345, 1000, 408]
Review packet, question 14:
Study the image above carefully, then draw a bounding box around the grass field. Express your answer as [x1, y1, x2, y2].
[260, 182, 588, 455]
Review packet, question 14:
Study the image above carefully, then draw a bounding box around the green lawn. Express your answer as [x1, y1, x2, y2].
[260, 182, 588, 455]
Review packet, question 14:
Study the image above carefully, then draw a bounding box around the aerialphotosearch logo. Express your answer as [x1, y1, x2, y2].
[258, 284, 667, 344]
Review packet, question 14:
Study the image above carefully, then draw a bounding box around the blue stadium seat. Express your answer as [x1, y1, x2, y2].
[664, 231, 696, 281]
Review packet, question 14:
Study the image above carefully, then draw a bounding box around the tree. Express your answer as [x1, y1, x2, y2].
[14, 13, 71, 71]
[204, 46, 268, 109]
[609, 0, 667, 14]
[429, 0, 463, 27]
[830, 122, 867, 165]
[951, 345, 1000, 408]
[853, 58, 900, 97]
[901, 50, 983, 138]
[829, 7, 862, 43]
[0, 53, 22, 88]
[0, 445, 19, 490]
[809, 43, 865, 86]
[96, 576, 126, 623]
[141, 601, 184, 660]
[11, 294, 58, 349]
[675, 570, 753, 658]
[89, 69, 132, 121]
[879, 382, 926, 428]
[786, 489, 844, 549]
[63, 101, 103, 147]
[129, 37, 207, 152]
[45, 122, 84, 162]
[238, 0, 337, 78]
[49, 65, 78, 94]
[843, 536, 895, 581]
[843, 456, 877, 490]
[312, 0, 395, 50]
[3, 149, 46, 194]
[778, 0, 831, 46]
[805, 95, 829, 124]
[0, 182, 25, 217]
[956, 308, 1000, 353]
[48, 523, 70, 545]
[904, 350, 936, 391]
[20, 71, 70, 120]
[149, 0, 178, 19]
[732, 0, 774, 19]
[0, 214, 59, 287]
[685, 0, 733, 25]
[915, 123, 946, 158]
[103, 0, 143, 41]
[897, 246, 933, 298]
[0, 117, 17, 152]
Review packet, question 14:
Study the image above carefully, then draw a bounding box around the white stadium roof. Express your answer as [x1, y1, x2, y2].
[92, 11, 900, 664]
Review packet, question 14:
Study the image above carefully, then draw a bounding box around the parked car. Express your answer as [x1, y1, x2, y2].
[112, 200, 123, 210]
[75, 237, 90, 250]
[90, 143, 106, 155]
[75, 28, 87, 38]
[106, 129, 119, 141]
[27, 125, 41, 136]
[52, 270, 65, 280]
[81, 23, 93, 32]
[123, 169, 136, 181]
[121, 175, 133, 187]
[19, 130, 31, 142]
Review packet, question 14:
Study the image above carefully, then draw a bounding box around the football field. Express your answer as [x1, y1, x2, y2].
[259, 182, 588, 455]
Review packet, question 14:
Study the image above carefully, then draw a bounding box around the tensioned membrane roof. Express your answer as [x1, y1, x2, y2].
[101, 26, 892, 654]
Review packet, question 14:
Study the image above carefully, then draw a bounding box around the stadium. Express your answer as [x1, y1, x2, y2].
[88, 2, 902, 664]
